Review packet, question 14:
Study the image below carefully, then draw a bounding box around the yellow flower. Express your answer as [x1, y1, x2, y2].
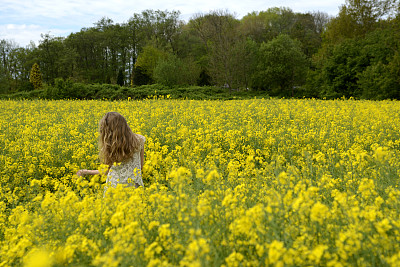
[148, 220, 160, 230]
[310, 202, 329, 224]
[159, 223, 171, 240]
[23, 249, 53, 267]
[268, 240, 286, 263]
[375, 218, 392, 235]
[225, 251, 244, 267]
[309, 245, 328, 264]
[2, 98, 400, 266]
[373, 146, 389, 162]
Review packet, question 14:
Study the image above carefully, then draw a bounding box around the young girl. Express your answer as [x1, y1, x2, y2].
[77, 112, 146, 192]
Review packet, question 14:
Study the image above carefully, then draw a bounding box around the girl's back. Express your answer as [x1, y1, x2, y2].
[104, 134, 146, 192]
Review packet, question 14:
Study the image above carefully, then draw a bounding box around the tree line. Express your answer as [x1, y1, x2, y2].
[1, 0, 400, 99]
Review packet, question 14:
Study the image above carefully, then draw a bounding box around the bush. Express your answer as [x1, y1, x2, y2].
[0, 89, 45, 100]
[18, 81, 34, 92]
[44, 78, 73, 99]
[1, 81, 270, 101]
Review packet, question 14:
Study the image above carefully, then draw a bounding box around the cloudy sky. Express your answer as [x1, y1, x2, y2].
[1, 0, 345, 47]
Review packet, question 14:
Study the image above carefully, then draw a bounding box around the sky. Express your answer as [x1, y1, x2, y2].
[0, 0, 345, 47]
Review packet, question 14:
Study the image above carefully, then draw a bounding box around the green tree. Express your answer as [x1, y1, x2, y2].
[356, 25, 400, 99]
[290, 12, 324, 56]
[309, 20, 400, 99]
[174, 22, 207, 63]
[29, 63, 42, 90]
[253, 34, 308, 96]
[130, 10, 182, 51]
[135, 45, 167, 82]
[132, 65, 151, 86]
[190, 10, 243, 88]
[127, 10, 182, 81]
[345, 0, 397, 31]
[241, 8, 327, 57]
[117, 69, 124, 86]
[240, 11, 274, 43]
[0, 40, 38, 92]
[0, 64, 9, 94]
[37, 33, 77, 85]
[153, 55, 183, 87]
[324, 0, 397, 43]
[357, 60, 400, 99]
[197, 69, 211, 86]
[321, 39, 362, 98]
[67, 28, 104, 83]
[0, 40, 14, 93]
[66, 18, 130, 84]
[153, 54, 200, 87]
[229, 38, 259, 89]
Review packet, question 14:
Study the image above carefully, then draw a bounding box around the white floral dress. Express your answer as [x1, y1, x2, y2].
[104, 134, 145, 194]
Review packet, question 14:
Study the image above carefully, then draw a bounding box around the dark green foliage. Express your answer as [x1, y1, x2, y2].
[197, 70, 211, 86]
[0, 68, 11, 94]
[117, 69, 124, 86]
[19, 81, 35, 92]
[132, 66, 151, 86]
[358, 55, 400, 99]
[190, 10, 250, 89]
[38, 34, 76, 84]
[323, 39, 362, 98]
[135, 45, 167, 81]
[1, 40, 39, 93]
[0, 89, 45, 100]
[153, 55, 200, 87]
[308, 20, 400, 99]
[355, 26, 400, 99]
[1, 81, 270, 100]
[241, 8, 326, 57]
[44, 78, 73, 99]
[253, 34, 308, 97]
[153, 57, 182, 87]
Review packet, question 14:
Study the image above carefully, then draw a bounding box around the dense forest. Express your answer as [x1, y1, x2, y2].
[1, 0, 400, 99]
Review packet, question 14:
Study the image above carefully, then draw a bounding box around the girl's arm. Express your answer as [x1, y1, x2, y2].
[76, 169, 100, 176]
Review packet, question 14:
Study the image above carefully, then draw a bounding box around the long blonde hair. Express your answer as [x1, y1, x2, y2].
[98, 112, 140, 166]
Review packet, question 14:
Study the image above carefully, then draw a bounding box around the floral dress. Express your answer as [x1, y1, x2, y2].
[104, 134, 145, 194]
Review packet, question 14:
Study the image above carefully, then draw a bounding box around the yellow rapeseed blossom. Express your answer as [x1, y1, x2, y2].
[310, 201, 330, 224]
[23, 249, 53, 267]
[0, 98, 399, 266]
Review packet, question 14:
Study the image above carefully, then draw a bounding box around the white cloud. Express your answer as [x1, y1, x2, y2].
[0, 24, 73, 47]
[290, 0, 343, 14]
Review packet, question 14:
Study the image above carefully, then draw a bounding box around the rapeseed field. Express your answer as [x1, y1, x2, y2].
[0, 98, 399, 266]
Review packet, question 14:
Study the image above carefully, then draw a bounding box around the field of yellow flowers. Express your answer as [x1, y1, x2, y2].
[0, 98, 399, 266]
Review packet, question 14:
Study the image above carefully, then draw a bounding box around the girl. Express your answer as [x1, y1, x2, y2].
[77, 112, 146, 192]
